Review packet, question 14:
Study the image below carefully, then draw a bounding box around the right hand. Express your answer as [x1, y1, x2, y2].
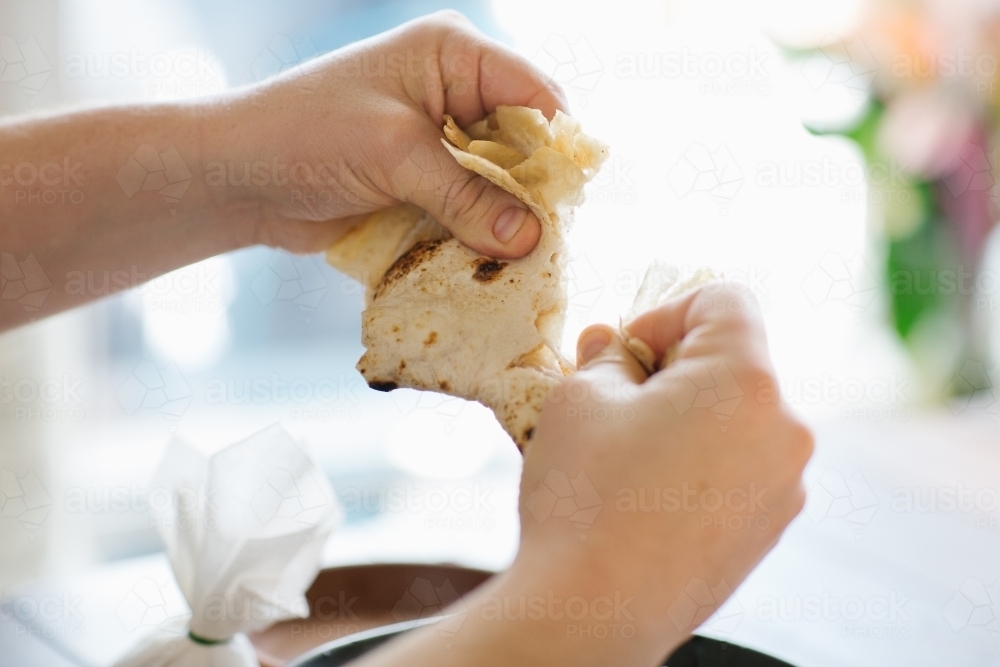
[230, 10, 566, 257]
[514, 283, 813, 661]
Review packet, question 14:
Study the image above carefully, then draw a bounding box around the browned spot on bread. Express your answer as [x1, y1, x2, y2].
[439, 380, 451, 391]
[374, 239, 444, 299]
[424, 331, 438, 346]
[473, 258, 507, 282]
[524, 427, 534, 441]
[368, 381, 398, 392]
[508, 344, 551, 371]
[399, 360, 406, 370]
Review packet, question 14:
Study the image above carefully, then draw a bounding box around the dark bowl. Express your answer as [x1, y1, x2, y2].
[285, 616, 797, 667]
[249, 563, 493, 666]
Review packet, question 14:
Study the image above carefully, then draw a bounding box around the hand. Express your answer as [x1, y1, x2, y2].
[224, 10, 567, 257]
[0, 10, 564, 329]
[511, 283, 813, 663]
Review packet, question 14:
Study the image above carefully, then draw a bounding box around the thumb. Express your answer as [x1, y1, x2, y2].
[576, 324, 648, 387]
[389, 122, 541, 259]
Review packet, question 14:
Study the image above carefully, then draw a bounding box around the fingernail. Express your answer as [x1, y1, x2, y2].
[494, 207, 529, 244]
[579, 328, 612, 364]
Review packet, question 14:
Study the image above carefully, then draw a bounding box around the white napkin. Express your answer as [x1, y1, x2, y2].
[114, 424, 342, 667]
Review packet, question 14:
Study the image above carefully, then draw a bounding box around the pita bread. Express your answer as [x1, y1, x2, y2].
[326, 107, 607, 449]
[622, 262, 720, 374]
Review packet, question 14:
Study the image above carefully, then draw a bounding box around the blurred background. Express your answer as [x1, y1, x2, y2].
[2, 0, 1000, 664]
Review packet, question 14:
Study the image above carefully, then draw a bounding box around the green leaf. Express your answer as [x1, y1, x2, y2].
[886, 209, 960, 339]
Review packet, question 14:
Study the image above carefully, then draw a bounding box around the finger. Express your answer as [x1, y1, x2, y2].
[575, 324, 647, 386]
[420, 11, 568, 125]
[389, 118, 541, 258]
[624, 282, 769, 368]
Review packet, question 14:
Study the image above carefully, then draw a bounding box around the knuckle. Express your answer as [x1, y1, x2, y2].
[710, 280, 756, 304]
[442, 174, 492, 228]
[789, 484, 808, 518]
[787, 421, 815, 468]
[426, 9, 474, 31]
[737, 362, 777, 397]
[694, 281, 760, 325]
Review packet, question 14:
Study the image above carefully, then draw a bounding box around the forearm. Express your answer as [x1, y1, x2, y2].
[353, 547, 688, 667]
[0, 99, 255, 329]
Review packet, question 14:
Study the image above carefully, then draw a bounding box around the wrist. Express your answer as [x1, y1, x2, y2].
[508, 534, 689, 665]
[179, 93, 263, 248]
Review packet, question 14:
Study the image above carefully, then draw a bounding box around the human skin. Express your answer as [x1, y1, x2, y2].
[0, 10, 561, 330]
[0, 10, 813, 665]
[352, 284, 812, 666]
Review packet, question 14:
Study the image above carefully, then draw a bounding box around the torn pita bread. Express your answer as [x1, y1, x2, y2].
[622, 262, 720, 374]
[326, 106, 607, 449]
